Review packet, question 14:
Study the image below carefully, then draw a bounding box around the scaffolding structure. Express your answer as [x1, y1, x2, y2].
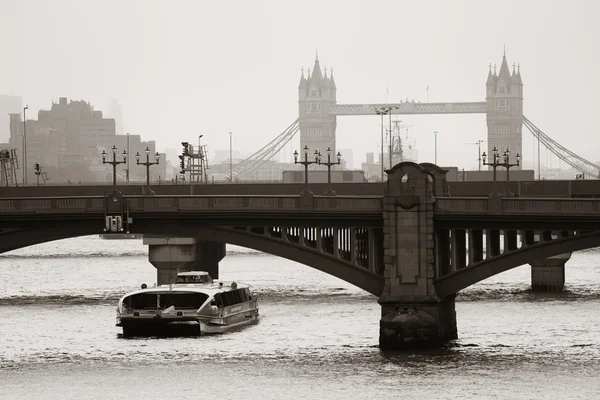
[0, 149, 20, 187]
[179, 142, 210, 183]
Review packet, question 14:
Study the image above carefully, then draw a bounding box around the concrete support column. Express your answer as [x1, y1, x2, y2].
[379, 162, 457, 350]
[380, 297, 457, 349]
[143, 237, 226, 285]
[530, 253, 570, 292]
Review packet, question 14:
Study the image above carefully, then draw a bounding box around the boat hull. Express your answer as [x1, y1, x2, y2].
[117, 302, 259, 337]
[120, 319, 201, 337]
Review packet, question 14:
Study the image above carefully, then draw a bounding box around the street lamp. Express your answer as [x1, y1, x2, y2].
[319, 147, 342, 196]
[229, 131, 233, 183]
[125, 132, 130, 183]
[374, 106, 399, 177]
[374, 107, 389, 181]
[502, 149, 521, 196]
[482, 147, 500, 195]
[23, 105, 28, 184]
[102, 145, 127, 188]
[293, 145, 320, 194]
[433, 130, 438, 165]
[482, 147, 520, 196]
[135, 146, 160, 190]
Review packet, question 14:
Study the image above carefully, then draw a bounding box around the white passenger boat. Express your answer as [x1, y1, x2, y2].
[116, 271, 259, 337]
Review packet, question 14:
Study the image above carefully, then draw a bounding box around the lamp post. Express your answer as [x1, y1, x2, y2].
[501, 149, 521, 196]
[293, 145, 320, 194]
[101, 145, 127, 188]
[135, 147, 160, 190]
[229, 131, 233, 183]
[476, 139, 484, 171]
[319, 147, 342, 196]
[482, 147, 500, 195]
[125, 132, 130, 183]
[374, 107, 389, 181]
[434, 130, 438, 165]
[23, 105, 28, 184]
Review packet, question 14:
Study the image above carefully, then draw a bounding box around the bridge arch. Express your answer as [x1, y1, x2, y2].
[0, 221, 383, 296]
[434, 232, 600, 297]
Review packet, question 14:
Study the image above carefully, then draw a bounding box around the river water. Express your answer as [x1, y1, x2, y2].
[0, 236, 599, 399]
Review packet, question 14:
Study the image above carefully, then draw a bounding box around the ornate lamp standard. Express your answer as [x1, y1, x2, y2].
[482, 147, 521, 196]
[482, 147, 501, 195]
[319, 147, 342, 196]
[293, 145, 320, 195]
[136, 147, 160, 190]
[501, 149, 521, 196]
[101, 145, 127, 188]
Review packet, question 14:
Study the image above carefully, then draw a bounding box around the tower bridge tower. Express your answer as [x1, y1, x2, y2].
[486, 51, 523, 167]
[298, 55, 337, 157]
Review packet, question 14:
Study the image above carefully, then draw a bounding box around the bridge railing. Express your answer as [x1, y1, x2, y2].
[435, 196, 600, 214]
[0, 195, 384, 214]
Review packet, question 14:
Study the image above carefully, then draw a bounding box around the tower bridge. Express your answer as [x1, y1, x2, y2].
[234, 51, 599, 180]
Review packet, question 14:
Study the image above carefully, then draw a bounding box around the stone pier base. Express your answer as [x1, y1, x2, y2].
[530, 253, 570, 292]
[379, 298, 457, 350]
[143, 237, 226, 285]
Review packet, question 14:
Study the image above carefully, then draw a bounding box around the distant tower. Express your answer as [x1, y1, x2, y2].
[486, 51, 523, 168]
[107, 99, 124, 135]
[298, 55, 337, 157]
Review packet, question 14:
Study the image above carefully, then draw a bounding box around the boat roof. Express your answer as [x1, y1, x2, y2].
[118, 281, 249, 302]
[177, 271, 211, 276]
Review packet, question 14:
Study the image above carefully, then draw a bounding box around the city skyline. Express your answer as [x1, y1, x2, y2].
[1, 0, 598, 173]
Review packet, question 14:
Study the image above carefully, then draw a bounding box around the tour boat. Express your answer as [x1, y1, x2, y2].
[116, 271, 259, 337]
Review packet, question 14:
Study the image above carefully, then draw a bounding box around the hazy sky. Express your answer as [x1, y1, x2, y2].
[1, 0, 598, 169]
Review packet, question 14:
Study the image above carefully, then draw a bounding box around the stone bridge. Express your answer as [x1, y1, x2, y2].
[2, 162, 600, 348]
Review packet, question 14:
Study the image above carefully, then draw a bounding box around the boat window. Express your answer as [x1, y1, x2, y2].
[214, 289, 250, 307]
[125, 293, 158, 309]
[175, 275, 206, 284]
[159, 293, 209, 309]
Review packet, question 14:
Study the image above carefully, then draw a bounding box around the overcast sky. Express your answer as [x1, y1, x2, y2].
[1, 0, 598, 169]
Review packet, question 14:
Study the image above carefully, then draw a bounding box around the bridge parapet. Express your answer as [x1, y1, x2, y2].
[0, 196, 106, 213]
[435, 196, 600, 215]
[0, 195, 384, 214]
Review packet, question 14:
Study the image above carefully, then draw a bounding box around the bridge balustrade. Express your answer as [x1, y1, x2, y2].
[0, 195, 384, 214]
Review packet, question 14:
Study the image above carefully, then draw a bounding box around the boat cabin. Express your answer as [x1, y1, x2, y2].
[174, 271, 213, 285]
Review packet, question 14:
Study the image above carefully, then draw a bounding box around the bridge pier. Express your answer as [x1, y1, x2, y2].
[143, 237, 226, 285]
[379, 162, 457, 349]
[530, 253, 570, 292]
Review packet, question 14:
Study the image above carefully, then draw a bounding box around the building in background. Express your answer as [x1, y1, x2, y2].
[106, 99, 124, 135]
[10, 97, 115, 182]
[0, 94, 22, 144]
[8, 97, 165, 183]
[338, 148, 353, 170]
